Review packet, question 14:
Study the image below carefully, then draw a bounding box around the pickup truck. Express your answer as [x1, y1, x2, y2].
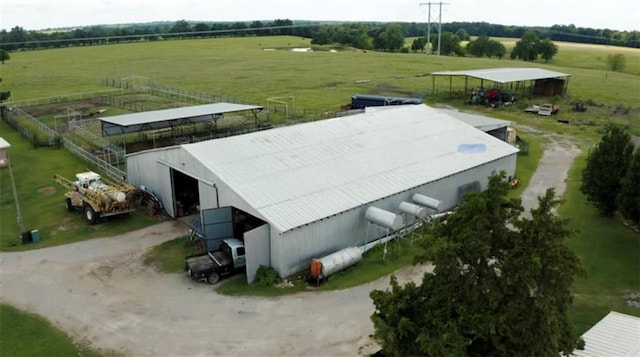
[185, 238, 246, 284]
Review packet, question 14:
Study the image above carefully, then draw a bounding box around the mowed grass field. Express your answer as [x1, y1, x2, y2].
[0, 35, 638, 352]
[2, 36, 639, 113]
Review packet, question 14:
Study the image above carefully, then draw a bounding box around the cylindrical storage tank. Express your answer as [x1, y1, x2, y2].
[399, 201, 427, 219]
[319, 247, 363, 278]
[365, 206, 404, 231]
[413, 194, 442, 212]
[112, 191, 127, 203]
[310, 258, 322, 279]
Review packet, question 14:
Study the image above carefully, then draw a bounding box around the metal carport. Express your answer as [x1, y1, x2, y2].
[101, 103, 264, 137]
[430, 67, 571, 97]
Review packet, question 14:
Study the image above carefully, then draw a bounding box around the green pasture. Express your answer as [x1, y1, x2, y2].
[0, 304, 108, 357]
[2, 36, 639, 116]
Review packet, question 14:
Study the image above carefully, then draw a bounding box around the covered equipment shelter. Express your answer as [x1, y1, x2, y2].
[430, 67, 571, 98]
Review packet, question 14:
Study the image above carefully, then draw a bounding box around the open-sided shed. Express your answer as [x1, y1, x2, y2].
[430, 67, 571, 98]
[100, 103, 264, 151]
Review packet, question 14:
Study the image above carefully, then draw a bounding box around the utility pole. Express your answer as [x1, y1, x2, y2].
[419, 2, 449, 55]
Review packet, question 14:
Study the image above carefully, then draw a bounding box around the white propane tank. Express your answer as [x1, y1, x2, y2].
[399, 201, 427, 219]
[319, 247, 363, 278]
[365, 206, 404, 230]
[412, 194, 442, 212]
[111, 191, 126, 202]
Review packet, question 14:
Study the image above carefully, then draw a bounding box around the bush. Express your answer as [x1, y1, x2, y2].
[606, 53, 626, 72]
[255, 265, 281, 287]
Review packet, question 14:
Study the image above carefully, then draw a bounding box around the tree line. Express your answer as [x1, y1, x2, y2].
[1, 19, 638, 51]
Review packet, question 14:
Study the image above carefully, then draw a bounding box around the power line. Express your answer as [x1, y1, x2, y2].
[420, 2, 449, 55]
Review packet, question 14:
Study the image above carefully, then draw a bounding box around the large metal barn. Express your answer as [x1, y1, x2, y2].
[126, 104, 519, 281]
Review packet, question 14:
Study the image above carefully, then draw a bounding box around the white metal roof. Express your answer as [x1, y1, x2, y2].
[183, 105, 519, 233]
[434, 108, 511, 132]
[572, 311, 640, 357]
[100, 103, 263, 136]
[0, 137, 10, 149]
[431, 67, 570, 84]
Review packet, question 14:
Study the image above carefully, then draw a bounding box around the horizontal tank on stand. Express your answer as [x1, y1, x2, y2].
[412, 194, 442, 212]
[399, 201, 427, 219]
[365, 206, 403, 231]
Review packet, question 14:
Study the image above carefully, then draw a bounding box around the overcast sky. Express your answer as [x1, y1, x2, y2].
[1, 0, 638, 32]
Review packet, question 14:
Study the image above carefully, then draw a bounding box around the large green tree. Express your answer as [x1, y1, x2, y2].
[510, 30, 541, 61]
[466, 35, 506, 58]
[618, 149, 640, 224]
[0, 49, 9, 64]
[371, 174, 584, 356]
[539, 37, 559, 62]
[581, 124, 634, 216]
[411, 36, 428, 53]
[373, 23, 405, 52]
[431, 31, 464, 56]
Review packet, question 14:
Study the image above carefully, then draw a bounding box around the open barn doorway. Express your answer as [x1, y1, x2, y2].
[171, 169, 199, 217]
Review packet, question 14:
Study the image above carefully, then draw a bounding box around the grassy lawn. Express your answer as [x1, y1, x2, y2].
[560, 153, 640, 334]
[0, 119, 158, 252]
[0, 304, 109, 357]
[143, 235, 199, 273]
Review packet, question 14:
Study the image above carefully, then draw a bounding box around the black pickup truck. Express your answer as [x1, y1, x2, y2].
[185, 238, 246, 284]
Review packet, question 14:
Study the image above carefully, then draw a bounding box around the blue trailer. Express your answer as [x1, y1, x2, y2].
[351, 94, 422, 110]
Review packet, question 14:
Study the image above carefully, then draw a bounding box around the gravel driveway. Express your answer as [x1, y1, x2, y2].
[0, 133, 580, 357]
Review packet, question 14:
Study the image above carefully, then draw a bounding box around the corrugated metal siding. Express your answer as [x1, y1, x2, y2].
[127, 147, 182, 217]
[273, 153, 517, 276]
[572, 312, 640, 357]
[183, 105, 518, 233]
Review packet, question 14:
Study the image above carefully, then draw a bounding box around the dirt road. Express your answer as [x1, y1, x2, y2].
[520, 133, 581, 216]
[0, 134, 580, 356]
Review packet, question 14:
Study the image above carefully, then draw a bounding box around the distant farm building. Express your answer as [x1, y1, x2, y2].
[126, 104, 518, 281]
[430, 67, 571, 98]
[0, 137, 10, 168]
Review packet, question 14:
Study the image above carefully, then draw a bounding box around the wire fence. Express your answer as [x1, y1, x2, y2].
[1, 107, 127, 182]
[3, 89, 123, 108]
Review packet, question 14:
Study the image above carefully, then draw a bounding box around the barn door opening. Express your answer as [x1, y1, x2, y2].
[171, 168, 199, 217]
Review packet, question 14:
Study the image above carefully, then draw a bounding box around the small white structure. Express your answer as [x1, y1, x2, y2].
[572, 311, 640, 357]
[0, 137, 10, 168]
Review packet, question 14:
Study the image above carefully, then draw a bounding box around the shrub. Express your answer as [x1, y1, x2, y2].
[255, 265, 281, 287]
[606, 53, 626, 72]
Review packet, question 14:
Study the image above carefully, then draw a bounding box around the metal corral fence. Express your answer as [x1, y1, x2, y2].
[101, 77, 339, 120]
[101, 78, 255, 106]
[1, 106, 127, 182]
[3, 89, 123, 109]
